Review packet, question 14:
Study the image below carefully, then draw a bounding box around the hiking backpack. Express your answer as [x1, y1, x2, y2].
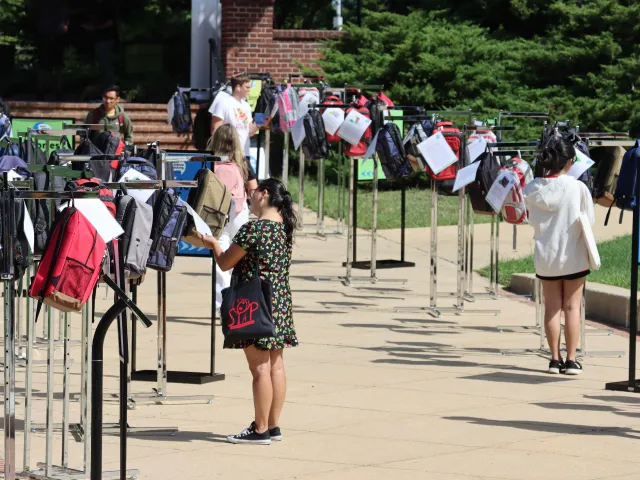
[29, 205, 106, 316]
[193, 105, 212, 151]
[277, 87, 299, 132]
[592, 146, 625, 206]
[215, 162, 246, 216]
[183, 168, 232, 244]
[320, 95, 344, 143]
[94, 130, 125, 156]
[605, 140, 640, 225]
[0, 139, 19, 157]
[115, 190, 153, 279]
[171, 91, 193, 134]
[0, 113, 11, 139]
[0, 155, 31, 179]
[501, 158, 533, 225]
[297, 87, 320, 118]
[426, 121, 461, 181]
[366, 92, 394, 136]
[468, 127, 497, 147]
[468, 151, 502, 215]
[255, 87, 278, 116]
[48, 136, 74, 165]
[405, 120, 433, 171]
[19, 138, 47, 165]
[65, 178, 117, 218]
[73, 137, 116, 182]
[147, 189, 188, 272]
[0, 196, 31, 283]
[342, 106, 373, 158]
[118, 156, 158, 180]
[375, 123, 412, 180]
[301, 110, 329, 161]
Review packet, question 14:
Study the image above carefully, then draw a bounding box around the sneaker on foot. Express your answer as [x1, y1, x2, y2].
[227, 423, 271, 445]
[564, 360, 583, 376]
[547, 359, 564, 374]
[269, 426, 282, 441]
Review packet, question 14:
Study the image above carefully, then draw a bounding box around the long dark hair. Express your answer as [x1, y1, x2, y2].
[536, 137, 576, 176]
[258, 178, 298, 242]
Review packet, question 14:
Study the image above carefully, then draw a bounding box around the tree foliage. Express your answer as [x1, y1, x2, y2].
[317, 2, 640, 136]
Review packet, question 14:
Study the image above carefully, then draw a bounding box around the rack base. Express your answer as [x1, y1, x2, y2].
[346, 260, 416, 270]
[131, 370, 225, 385]
[605, 380, 640, 393]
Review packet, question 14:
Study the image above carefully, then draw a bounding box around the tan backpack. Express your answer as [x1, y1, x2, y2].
[182, 168, 232, 246]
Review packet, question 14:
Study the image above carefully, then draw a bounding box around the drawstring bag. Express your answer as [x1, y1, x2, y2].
[220, 229, 275, 342]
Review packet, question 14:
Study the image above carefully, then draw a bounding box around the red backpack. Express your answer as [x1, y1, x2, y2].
[501, 157, 534, 225]
[29, 206, 106, 316]
[65, 179, 117, 217]
[425, 121, 461, 181]
[342, 106, 373, 157]
[320, 95, 343, 143]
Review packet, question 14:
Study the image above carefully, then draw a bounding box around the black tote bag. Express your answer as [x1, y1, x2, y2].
[220, 230, 275, 342]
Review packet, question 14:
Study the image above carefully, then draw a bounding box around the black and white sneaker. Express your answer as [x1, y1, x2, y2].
[227, 423, 271, 445]
[269, 426, 282, 441]
[547, 359, 564, 374]
[564, 360, 583, 376]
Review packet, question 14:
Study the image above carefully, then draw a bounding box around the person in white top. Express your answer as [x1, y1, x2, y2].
[524, 137, 595, 376]
[210, 74, 261, 158]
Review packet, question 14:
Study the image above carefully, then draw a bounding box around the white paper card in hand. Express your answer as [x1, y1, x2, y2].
[566, 150, 595, 179]
[416, 132, 458, 175]
[183, 202, 212, 236]
[467, 137, 487, 163]
[59, 200, 124, 242]
[363, 131, 380, 160]
[291, 117, 306, 150]
[117, 170, 155, 203]
[452, 161, 481, 192]
[578, 213, 600, 270]
[485, 170, 517, 213]
[322, 108, 344, 135]
[337, 109, 372, 146]
[22, 202, 34, 253]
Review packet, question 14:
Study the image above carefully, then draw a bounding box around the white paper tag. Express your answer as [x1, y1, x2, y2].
[485, 170, 517, 212]
[291, 117, 306, 150]
[417, 132, 458, 175]
[59, 200, 124, 242]
[166, 97, 175, 125]
[363, 131, 380, 160]
[337, 109, 372, 146]
[117, 170, 155, 203]
[452, 161, 482, 193]
[7, 170, 24, 181]
[22, 202, 34, 253]
[183, 202, 213, 237]
[467, 137, 487, 163]
[322, 108, 345, 136]
[566, 150, 595, 179]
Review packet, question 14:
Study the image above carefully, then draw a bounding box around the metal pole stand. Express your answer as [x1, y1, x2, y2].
[282, 131, 289, 189]
[314, 157, 408, 287]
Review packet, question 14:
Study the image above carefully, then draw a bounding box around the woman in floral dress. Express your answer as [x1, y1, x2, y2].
[200, 178, 298, 445]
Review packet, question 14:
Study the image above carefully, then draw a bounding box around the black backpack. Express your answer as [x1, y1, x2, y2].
[255, 87, 277, 115]
[468, 151, 501, 215]
[366, 97, 386, 136]
[19, 138, 47, 165]
[171, 92, 193, 134]
[193, 105, 212, 151]
[33, 168, 68, 255]
[146, 189, 188, 272]
[0, 197, 31, 282]
[301, 110, 329, 160]
[48, 136, 74, 165]
[375, 123, 412, 180]
[73, 137, 115, 182]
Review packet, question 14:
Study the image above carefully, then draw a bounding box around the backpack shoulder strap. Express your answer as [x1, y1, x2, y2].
[119, 113, 124, 127]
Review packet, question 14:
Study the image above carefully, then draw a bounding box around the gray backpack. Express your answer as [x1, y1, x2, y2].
[115, 193, 154, 280]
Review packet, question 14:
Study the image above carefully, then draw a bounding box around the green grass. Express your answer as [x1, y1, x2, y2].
[478, 235, 635, 289]
[287, 176, 492, 230]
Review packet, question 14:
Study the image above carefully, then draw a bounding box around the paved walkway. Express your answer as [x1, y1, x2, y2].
[7, 206, 640, 480]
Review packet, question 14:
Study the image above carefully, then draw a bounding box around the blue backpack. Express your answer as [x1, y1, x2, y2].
[605, 140, 640, 225]
[171, 92, 193, 134]
[118, 156, 158, 180]
[375, 123, 412, 180]
[0, 155, 31, 179]
[146, 189, 188, 272]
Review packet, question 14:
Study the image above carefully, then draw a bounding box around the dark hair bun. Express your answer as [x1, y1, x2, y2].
[536, 137, 576, 174]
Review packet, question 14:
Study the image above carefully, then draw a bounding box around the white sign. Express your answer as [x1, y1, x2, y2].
[117, 170, 156, 203]
[417, 132, 458, 175]
[291, 117, 307, 150]
[337, 109, 372, 146]
[183, 202, 212, 237]
[322, 108, 345, 136]
[467, 137, 488, 163]
[566, 150, 595, 180]
[485, 170, 517, 213]
[363, 131, 380, 160]
[59, 200, 124, 242]
[166, 97, 175, 125]
[23, 203, 34, 253]
[452, 161, 482, 193]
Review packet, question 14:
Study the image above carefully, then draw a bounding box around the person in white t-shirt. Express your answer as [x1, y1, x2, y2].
[210, 75, 262, 159]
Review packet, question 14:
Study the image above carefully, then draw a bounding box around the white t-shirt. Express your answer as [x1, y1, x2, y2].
[209, 94, 253, 157]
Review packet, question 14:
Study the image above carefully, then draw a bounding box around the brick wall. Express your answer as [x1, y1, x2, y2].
[221, 0, 343, 82]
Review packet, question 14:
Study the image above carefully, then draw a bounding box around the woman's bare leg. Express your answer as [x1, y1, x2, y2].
[542, 280, 564, 360]
[268, 349, 286, 429]
[244, 346, 272, 433]
[562, 278, 586, 362]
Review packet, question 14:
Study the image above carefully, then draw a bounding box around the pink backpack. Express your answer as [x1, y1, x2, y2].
[501, 158, 533, 225]
[277, 87, 299, 132]
[215, 162, 246, 215]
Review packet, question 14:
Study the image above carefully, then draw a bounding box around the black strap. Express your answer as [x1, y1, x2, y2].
[604, 197, 615, 226]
